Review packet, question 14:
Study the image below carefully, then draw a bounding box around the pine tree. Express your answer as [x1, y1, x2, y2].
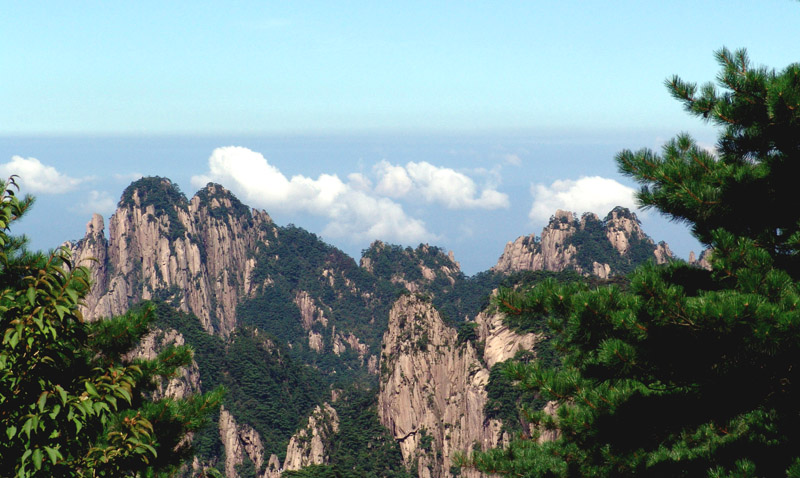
[463, 49, 800, 477]
[0, 178, 224, 477]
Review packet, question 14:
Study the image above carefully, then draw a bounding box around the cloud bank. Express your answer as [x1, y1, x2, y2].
[0, 156, 85, 194]
[191, 147, 432, 243]
[373, 160, 509, 209]
[529, 176, 639, 223]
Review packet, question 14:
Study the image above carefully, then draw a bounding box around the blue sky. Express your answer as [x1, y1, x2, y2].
[2, 2, 799, 274]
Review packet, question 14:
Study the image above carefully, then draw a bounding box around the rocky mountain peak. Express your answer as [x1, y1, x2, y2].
[604, 206, 647, 256]
[118, 176, 188, 212]
[360, 242, 462, 295]
[493, 206, 673, 277]
[192, 182, 259, 222]
[69, 177, 276, 337]
[552, 209, 576, 225]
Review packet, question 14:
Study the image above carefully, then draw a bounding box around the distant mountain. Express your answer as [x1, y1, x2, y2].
[66, 176, 676, 478]
[493, 207, 673, 278]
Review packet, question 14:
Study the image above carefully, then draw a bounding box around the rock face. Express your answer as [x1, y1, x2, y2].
[282, 403, 340, 471]
[127, 328, 201, 400]
[474, 305, 540, 369]
[493, 207, 673, 276]
[378, 295, 504, 478]
[219, 406, 267, 478]
[689, 249, 713, 270]
[218, 402, 339, 478]
[68, 178, 276, 336]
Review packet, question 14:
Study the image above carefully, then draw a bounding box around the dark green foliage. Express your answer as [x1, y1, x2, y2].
[239, 225, 405, 384]
[152, 302, 326, 463]
[432, 270, 501, 324]
[484, 347, 556, 434]
[467, 49, 800, 477]
[455, 322, 478, 346]
[118, 176, 188, 212]
[361, 243, 440, 285]
[418, 428, 433, 452]
[224, 328, 326, 460]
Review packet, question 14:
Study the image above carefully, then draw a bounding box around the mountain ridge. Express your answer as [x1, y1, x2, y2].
[64, 176, 682, 477]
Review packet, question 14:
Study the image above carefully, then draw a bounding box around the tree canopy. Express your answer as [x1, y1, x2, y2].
[464, 48, 800, 477]
[0, 178, 223, 477]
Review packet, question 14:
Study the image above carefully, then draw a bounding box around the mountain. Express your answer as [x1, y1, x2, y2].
[493, 208, 673, 278]
[65, 176, 675, 477]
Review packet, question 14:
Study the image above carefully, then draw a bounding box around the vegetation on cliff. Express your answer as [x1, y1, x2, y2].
[151, 302, 326, 464]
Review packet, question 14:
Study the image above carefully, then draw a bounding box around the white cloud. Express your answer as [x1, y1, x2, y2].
[114, 172, 144, 182]
[192, 146, 433, 243]
[0, 156, 85, 194]
[78, 190, 116, 215]
[346, 173, 372, 193]
[373, 160, 509, 210]
[504, 154, 522, 166]
[529, 176, 640, 223]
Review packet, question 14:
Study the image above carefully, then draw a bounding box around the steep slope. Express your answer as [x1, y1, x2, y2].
[493, 207, 673, 277]
[69, 177, 275, 336]
[378, 295, 505, 478]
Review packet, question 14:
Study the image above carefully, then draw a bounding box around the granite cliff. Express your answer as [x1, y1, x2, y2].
[378, 295, 544, 478]
[69, 178, 275, 337]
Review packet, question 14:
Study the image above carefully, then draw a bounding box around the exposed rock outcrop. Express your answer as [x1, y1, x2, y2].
[282, 403, 340, 472]
[653, 241, 673, 264]
[493, 207, 673, 276]
[127, 328, 201, 400]
[475, 306, 540, 369]
[68, 178, 276, 336]
[295, 290, 328, 330]
[219, 406, 267, 478]
[379, 295, 503, 478]
[689, 249, 713, 270]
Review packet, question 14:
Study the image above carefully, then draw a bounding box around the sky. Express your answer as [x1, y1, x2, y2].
[2, 1, 799, 274]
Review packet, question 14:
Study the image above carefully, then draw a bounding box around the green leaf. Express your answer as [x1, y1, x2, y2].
[117, 388, 132, 404]
[3, 328, 13, 345]
[26, 286, 35, 306]
[56, 385, 67, 406]
[85, 382, 98, 398]
[32, 448, 42, 470]
[21, 417, 34, 439]
[43, 446, 60, 465]
[93, 401, 109, 415]
[8, 330, 19, 349]
[6, 425, 16, 440]
[37, 392, 47, 412]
